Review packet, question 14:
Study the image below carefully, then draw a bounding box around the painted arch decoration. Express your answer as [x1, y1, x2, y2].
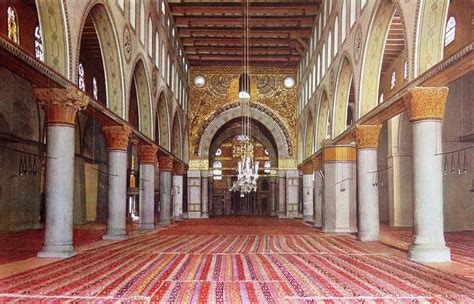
[333, 57, 354, 137]
[131, 59, 152, 138]
[316, 91, 330, 150]
[171, 112, 183, 159]
[157, 91, 171, 150]
[304, 113, 315, 159]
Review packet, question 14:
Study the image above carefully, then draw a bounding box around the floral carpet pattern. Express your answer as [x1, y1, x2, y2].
[0, 217, 473, 303]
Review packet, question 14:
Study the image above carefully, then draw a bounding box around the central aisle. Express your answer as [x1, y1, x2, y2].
[0, 217, 473, 303]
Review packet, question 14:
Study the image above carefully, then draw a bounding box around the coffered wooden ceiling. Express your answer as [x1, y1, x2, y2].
[168, 0, 320, 67]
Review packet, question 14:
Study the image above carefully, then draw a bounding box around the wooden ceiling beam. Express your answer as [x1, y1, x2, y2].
[186, 46, 293, 55]
[175, 17, 315, 27]
[182, 37, 300, 47]
[178, 28, 312, 39]
[187, 55, 300, 62]
[171, 6, 318, 16]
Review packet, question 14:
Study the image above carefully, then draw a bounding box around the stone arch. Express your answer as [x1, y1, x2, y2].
[182, 125, 190, 163]
[359, 0, 403, 116]
[198, 106, 290, 159]
[129, 58, 152, 138]
[304, 112, 315, 159]
[156, 90, 171, 150]
[316, 90, 330, 150]
[297, 122, 305, 164]
[75, 2, 125, 117]
[415, 0, 449, 76]
[171, 111, 182, 159]
[36, 0, 70, 78]
[333, 56, 354, 137]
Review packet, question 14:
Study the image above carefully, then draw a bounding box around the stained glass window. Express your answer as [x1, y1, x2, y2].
[93, 76, 98, 100]
[78, 63, 85, 91]
[34, 25, 44, 61]
[7, 6, 19, 44]
[444, 16, 456, 46]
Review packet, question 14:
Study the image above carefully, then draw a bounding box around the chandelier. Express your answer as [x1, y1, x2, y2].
[229, 0, 259, 197]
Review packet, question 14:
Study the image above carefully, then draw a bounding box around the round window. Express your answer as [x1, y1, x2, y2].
[283, 76, 295, 89]
[194, 75, 206, 88]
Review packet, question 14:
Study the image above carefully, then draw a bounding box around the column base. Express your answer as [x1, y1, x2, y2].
[159, 219, 171, 227]
[358, 232, 379, 242]
[37, 244, 76, 258]
[286, 213, 303, 219]
[174, 215, 183, 221]
[270, 211, 278, 217]
[201, 212, 209, 219]
[187, 212, 202, 219]
[182, 212, 188, 219]
[139, 223, 155, 230]
[323, 227, 357, 234]
[278, 212, 287, 219]
[303, 215, 314, 223]
[103, 233, 128, 241]
[408, 244, 451, 263]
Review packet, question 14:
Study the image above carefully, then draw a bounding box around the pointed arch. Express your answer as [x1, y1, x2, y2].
[157, 91, 171, 150]
[171, 112, 183, 159]
[76, 2, 125, 117]
[130, 59, 152, 138]
[304, 112, 315, 159]
[333, 56, 355, 137]
[316, 90, 330, 149]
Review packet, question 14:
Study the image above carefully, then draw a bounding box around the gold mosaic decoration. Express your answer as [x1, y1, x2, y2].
[189, 67, 297, 157]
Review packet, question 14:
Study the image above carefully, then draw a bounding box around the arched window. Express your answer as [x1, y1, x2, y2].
[390, 70, 396, 89]
[334, 16, 339, 56]
[161, 1, 166, 16]
[328, 30, 332, 67]
[7, 6, 19, 44]
[404, 61, 409, 80]
[341, 0, 347, 43]
[264, 161, 271, 174]
[213, 161, 222, 180]
[148, 17, 153, 56]
[318, 17, 322, 39]
[444, 16, 456, 46]
[139, 0, 145, 44]
[167, 55, 171, 85]
[379, 93, 384, 104]
[361, 0, 367, 9]
[155, 32, 159, 67]
[34, 25, 44, 61]
[78, 63, 85, 91]
[117, 0, 125, 10]
[161, 44, 165, 78]
[322, 43, 326, 77]
[309, 71, 313, 97]
[312, 64, 317, 94]
[215, 148, 222, 156]
[129, 0, 136, 29]
[317, 54, 321, 85]
[92, 76, 98, 100]
[350, 0, 356, 27]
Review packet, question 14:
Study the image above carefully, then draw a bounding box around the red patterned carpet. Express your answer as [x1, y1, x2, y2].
[0, 224, 105, 265]
[0, 217, 473, 303]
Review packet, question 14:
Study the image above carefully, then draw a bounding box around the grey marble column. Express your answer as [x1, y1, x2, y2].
[201, 170, 209, 218]
[173, 162, 185, 221]
[137, 144, 157, 230]
[404, 87, 450, 263]
[270, 175, 278, 216]
[278, 170, 286, 218]
[33, 88, 89, 258]
[187, 170, 202, 218]
[159, 156, 173, 226]
[313, 168, 323, 227]
[302, 164, 314, 222]
[286, 169, 300, 218]
[102, 125, 131, 241]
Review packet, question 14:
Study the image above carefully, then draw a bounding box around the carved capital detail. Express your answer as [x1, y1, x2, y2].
[403, 87, 449, 122]
[173, 162, 186, 175]
[159, 156, 174, 171]
[32, 87, 89, 126]
[353, 125, 382, 149]
[311, 154, 322, 171]
[137, 144, 158, 164]
[102, 125, 131, 150]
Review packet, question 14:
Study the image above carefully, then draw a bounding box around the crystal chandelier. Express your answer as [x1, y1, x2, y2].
[229, 0, 259, 197]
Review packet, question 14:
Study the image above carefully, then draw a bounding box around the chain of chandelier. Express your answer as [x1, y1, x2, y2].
[229, 0, 259, 197]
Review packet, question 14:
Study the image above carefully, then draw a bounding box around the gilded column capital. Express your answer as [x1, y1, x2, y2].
[159, 156, 174, 171]
[322, 146, 356, 162]
[102, 125, 131, 151]
[173, 162, 186, 176]
[32, 87, 89, 126]
[353, 125, 382, 149]
[403, 87, 449, 122]
[137, 144, 158, 164]
[311, 154, 322, 171]
[301, 162, 313, 175]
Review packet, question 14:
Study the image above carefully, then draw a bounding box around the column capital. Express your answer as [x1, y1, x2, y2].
[322, 146, 356, 162]
[301, 162, 313, 175]
[137, 144, 158, 164]
[173, 162, 186, 176]
[353, 125, 382, 149]
[403, 87, 449, 122]
[32, 87, 89, 126]
[159, 155, 174, 171]
[102, 125, 131, 151]
[311, 154, 322, 171]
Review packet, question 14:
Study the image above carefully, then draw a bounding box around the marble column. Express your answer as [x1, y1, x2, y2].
[173, 162, 185, 221]
[33, 87, 89, 258]
[286, 169, 300, 218]
[322, 146, 357, 233]
[270, 175, 278, 216]
[201, 170, 209, 218]
[302, 162, 314, 223]
[187, 169, 202, 218]
[159, 155, 173, 226]
[277, 170, 286, 218]
[403, 87, 451, 262]
[102, 125, 131, 240]
[137, 144, 158, 230]
[312, 155, 323, 228]
[354, 125, 382, 241]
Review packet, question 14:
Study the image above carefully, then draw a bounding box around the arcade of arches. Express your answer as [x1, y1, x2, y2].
[0, 0, 473, 302]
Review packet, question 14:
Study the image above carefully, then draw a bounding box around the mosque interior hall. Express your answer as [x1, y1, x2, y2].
[0, 0, 473, 302]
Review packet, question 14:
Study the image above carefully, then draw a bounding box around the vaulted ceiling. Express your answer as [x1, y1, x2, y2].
[168, 0, 321, 67]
